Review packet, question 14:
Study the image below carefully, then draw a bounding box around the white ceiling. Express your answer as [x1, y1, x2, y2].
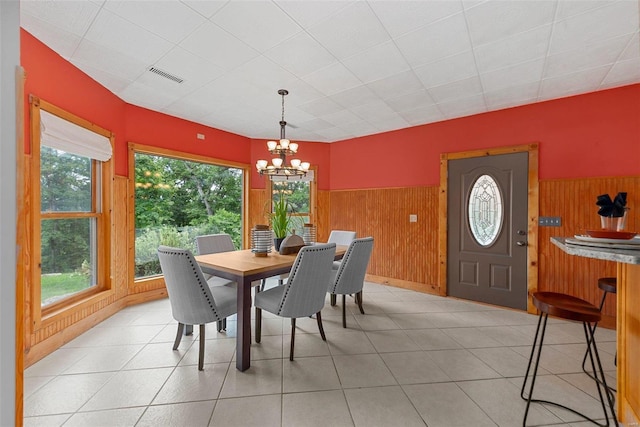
[20, 0, 640, 143]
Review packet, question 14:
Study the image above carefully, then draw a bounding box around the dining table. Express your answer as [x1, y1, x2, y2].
[195, 245, 347, 371]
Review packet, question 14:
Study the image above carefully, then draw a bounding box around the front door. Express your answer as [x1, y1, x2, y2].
[447, 152, 528, 310]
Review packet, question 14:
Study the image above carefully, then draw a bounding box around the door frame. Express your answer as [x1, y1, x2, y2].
[438, 143, 539, 314]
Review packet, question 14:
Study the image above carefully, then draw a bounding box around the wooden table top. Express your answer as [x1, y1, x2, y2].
[195, 245, 347, 277]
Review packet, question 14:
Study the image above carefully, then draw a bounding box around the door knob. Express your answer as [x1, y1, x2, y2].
[517, 230, 527, 235]
[516, 241, 527, 246]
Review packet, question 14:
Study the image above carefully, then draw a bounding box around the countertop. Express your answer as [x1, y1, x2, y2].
[551, 237, 640, 265]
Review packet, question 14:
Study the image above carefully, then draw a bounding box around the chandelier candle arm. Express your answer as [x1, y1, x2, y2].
[256, 89, 308, 179]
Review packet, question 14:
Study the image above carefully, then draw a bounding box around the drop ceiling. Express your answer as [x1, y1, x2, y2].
[20, 0, 640, 143]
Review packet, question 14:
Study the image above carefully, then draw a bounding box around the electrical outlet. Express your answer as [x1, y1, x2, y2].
[409, 214, 417, 223]
[539, 216, 562, 227]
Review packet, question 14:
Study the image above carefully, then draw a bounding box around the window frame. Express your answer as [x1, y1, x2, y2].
[128, 142, 250, 289]
[266, 166, 317, 228]
[30, 97, 114, 326]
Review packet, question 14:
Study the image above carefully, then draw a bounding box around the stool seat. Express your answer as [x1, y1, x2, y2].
[598, 277, 617, 294]
[533, 291, 601, 323]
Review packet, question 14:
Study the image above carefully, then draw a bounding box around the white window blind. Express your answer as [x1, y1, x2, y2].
[270, 169, 314, 182]
[40, 110, 112, 161]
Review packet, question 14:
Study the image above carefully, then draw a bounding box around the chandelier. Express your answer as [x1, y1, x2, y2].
[256, 89, 309, 179]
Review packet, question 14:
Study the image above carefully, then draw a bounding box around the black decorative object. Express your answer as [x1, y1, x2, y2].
[596, 192, 627, 217]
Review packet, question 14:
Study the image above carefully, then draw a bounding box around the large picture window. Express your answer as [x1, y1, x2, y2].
[269, 170, 316, 231]
[131, 146, 248, 280]
[31, 98, 113, 313]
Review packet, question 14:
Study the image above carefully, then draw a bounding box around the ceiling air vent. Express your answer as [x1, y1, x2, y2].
[148, 67, 184, 84]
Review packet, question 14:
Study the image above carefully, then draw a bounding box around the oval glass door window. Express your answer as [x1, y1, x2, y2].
[468, 174, 503, 246]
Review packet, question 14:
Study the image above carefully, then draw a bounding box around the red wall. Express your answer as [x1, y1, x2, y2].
[330, 84, 640, 190]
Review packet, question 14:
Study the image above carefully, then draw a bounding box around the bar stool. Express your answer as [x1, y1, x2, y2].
[582, 277, 617, 387]
[521, 291, 618, 427]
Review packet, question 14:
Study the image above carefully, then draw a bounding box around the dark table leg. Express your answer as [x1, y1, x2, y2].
[236, 276, 252, 371]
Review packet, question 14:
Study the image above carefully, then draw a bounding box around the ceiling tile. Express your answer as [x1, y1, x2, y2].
[21, 14, 82, 59]
[555, 0, 614, 21]
[350, 100, 397, 121]
[307, 2, 390, 60]
[296, 117, 335, 131]
[414, 50, 479, 88]
[119, 81, 176, 110]
[153, 46, 226, 89]
[315, 126, 357, 141]
[484, 81, 540, 110]
[544, 33, 633, 79]
[322, 109, 367, 127]
[366, 70, 426, 100]
[181, 0, 228, 19]
[274, 0, 353, 28]
[342, 41, 411, 84]
[179, 22, 259, 71]
[395, 12, 471, 68]
[297, 97, 343, 116]
[601, 58, 640, 88]
[211, 1, 302, 53]
[72, 38, 149, 81]
[20, 0, 100, 36]
[230, 56, 297, 94]
[474, 25, 552, 74]
[465, 0, 556, 46]
[540, 65, 611, 100]
[103, 0, 206, 44]
[398, 104, 445, 126]
[70, 61, 132, 94]
[620, 34, 640, 61]
[549, 1, 639, 55]
[428, 76, 484, 103]
[385, 90, 436, 113]
[84, 9, 173, 65]
[264, 31, 336, 78]
[329, 85, 380, 109]
[480, 59, 545, 93]
[438, 94, 487, 118]
[301, 62, 361, 95]
[369, 114, 411, 133]
[369, 0, 464, 38]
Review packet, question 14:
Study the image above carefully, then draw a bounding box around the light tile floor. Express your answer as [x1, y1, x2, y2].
[24, 281, 621, 427]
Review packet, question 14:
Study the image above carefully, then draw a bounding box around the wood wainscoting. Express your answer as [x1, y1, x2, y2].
[328, 176, 640, 324]
[330, 187, 440, 294]
[539, 176, 639, 324]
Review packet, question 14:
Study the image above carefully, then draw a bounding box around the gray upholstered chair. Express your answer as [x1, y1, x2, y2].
[328, 230, 356, 270]
[254, 243, 336, 361]
[328, 237, 374, 328]
[157, 245, 237, 370]
[195, 233, 237, 287]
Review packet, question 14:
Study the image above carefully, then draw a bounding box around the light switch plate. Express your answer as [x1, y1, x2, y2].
[409, 214, 417, 223]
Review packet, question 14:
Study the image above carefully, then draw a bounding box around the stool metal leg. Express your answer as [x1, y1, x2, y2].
[521, 312, 548, 426]
[582, 291, 617, 395]
[521, 314, 618, 427]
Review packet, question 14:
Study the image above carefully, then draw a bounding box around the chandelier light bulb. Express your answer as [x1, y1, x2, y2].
[272, 158, 283, 168]
[280, 139, 290, 149]
[301, 162, 310, 171]
[267, 140, 278, 151]
[256, 159, 268, 170]
[290, 159, 301, 168]
[289, 142, 298, 153]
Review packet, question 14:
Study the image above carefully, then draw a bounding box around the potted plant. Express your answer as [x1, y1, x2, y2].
[271, 195, 292, 251]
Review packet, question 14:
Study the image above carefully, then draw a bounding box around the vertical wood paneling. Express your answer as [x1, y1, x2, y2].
[113, 176, 128, 298]
[316, 190, 330, 243]
[330, 187, 439, 293]
[539, 176, 640, 319]
[249, 189, 268, 247]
